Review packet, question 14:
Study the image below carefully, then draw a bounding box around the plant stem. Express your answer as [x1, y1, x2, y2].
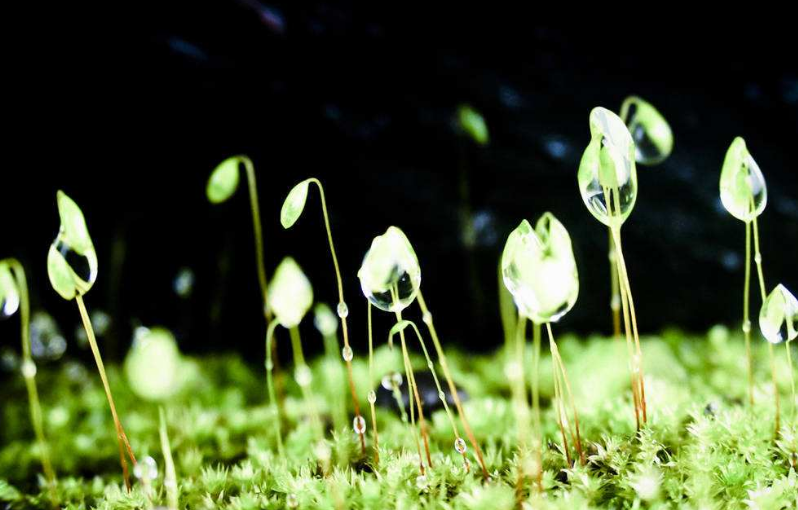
[321, 329, 347, 435]
[549, 328, 571, 467]
[499, 260, 517, 348]
[417, 290, 489, 478]
[752, 216, 778, 434]
[531, 322, 543, 492]
[264, 321, 284, 455]
[289, 326, 323, 442]
[366, 302, 379, 466]
[159, 406, 178, 510]
[547, 323, 584, 466]
[75, 294, 136, 489]
[511, 314, 531, 502]
[308, 178, 365, 453]
[608, 229, 622, 340]
[743, 221, 755, 406]
[8, 260, 57, 505]
[238, 156, 270, 320]
[786, 341, 796, 422]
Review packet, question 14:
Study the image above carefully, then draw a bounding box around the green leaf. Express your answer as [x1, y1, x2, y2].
[621, 96, 673, 165]
[281, 180, 311, 229]
[457, 105, 489, 145]
[719, 137, 767, 222]
[759, 284, 798, 344]
[56, 190, 94, 255]
[48, 191, 98, 300]
[0, 261, 20, 318]
[389, 320, 413, 338]
[268, 257, 313, 328]
[207, 157, 241, 204]
[125, 327, 183, 401]
[47, 245, 77, 300]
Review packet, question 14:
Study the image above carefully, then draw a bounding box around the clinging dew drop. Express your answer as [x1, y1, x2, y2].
[358, 227, 421, 313]
[353, 415, 366, 434]
[719, 137, 767, 223]
[759, 284, 798, 344]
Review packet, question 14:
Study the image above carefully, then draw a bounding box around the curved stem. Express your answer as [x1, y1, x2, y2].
[159, 406, 178, 510]
[75, 294, 136, 489]
[238, 156, 270, 319]
[547, 323, 584, 465]
[743, 221, 755, 406]
[290, 326, 324, 442]
[308, 178, 365, 453]
[416, 290, 489, 478]
[367, 302, 379, 465]
[265, 321, 284, 455]
[8, 260, 57, 505]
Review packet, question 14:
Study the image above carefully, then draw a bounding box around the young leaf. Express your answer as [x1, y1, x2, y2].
[621, 96, 673, 165]
[125, 327, 183, 401]
[457, 105, 489, 146]
[313, 303, 338, 337]
[280, 179, 311, 229]
[759, 284, 798, 344]
[719, 137, 767, 223]
[48, 191, 98, 300]
[0, 261, 20, 318]
[56, 190, 94, 255]
[357, 226, 421, 313]
[206, 157, 241, 204]
[268, 257, 313, 328]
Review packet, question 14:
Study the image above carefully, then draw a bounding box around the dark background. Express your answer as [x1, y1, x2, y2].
[3, 7, 797, 365]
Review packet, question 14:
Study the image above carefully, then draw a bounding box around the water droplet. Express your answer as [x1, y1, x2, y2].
[353, 415, 366, 434]
[133, 456, 159, 481]
[381, 374, 394, 390]
[47, 191, 98, 300]
[295, 365, 312, 387]
[336, 302, 349, 319]
[422, 311, 432, 325]
[501, 214, 579, 323]
[578, 107, 637, 228]
[20, 359, 37, 379]
[754, 253, 762, 265]
[342, 345, 353, 362]
[286, 493, 299, 508]
[415, 474, 428, 489]
[454, 437, 467, 454]
[719, 137, 767, 223]
[438, 390, 446, 402]
[30, 312, 67, 360]
[368, 390, 377, 404]
[358, 227, 421, 313]
[742, 320, 752, 334]
[759, 284, 798, 344]
[391, 372, 404, 388]
[621, 97, 673, 166]
[173, 267, 195, 298]
[610, 295, 621, 312]
[0, 265, 19, 319]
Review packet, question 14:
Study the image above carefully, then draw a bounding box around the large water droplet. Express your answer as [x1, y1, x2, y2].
[368, 390, 377, 404]
[133, 456, 159, 481]
[353, 415, 366, 434]
[759, 284, 798, 344]
[48, 236, 98, 300]
[719, 137, 767, 223]
[454, 437, 467, 454]
[342, 345, 353, 362]
[578, 107, 638, 228]
[358, 227, 421, 313]
[621, 96, 673, 166]
[20, 359, 37, 379]
[336, 302, 349, 319]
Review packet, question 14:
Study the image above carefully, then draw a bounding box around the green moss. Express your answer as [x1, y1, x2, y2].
[1, 327, 797, 509]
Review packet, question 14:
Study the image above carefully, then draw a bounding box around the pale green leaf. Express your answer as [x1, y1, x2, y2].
[206, 157, 241, 204]
[281, 180, 311, 229]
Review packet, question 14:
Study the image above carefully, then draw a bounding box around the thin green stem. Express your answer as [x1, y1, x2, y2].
[8, 260, 57, 505]
[308, 178, 365, 453]
[769, 342, 781, 436]
[608, 229, 622, 340]
[75, 294, 136, 489]
[159, 406, 178, 510]
[416, 290, 489, 478]
[367, 302, 379, 465]
[743, 221, 755, 406]
[547, 323, 584, 466]
[531, 322, 543, 492]
[264, 321, 284, 455]
[499, 260, 517, 348]
[289, 326, 323, 442]
[752, 215, 778, 433]
[511, 314, 530, 448]
[238, 156, 270, 319]
[786, 341, 796, 422]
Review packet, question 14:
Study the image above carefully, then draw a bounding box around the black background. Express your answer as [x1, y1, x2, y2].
[3, 7, 797, 364]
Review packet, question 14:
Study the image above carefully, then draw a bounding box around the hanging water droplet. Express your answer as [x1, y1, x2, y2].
[342, 345, 353, 362]
[286, 493, 299, 508]
[336, 302, 349, 319]
[173, 267, 195, 298]
[578, 107, 638, 228]
[358, 227, 421, 313]
[353, 415, 366, 434]
[133, 456, 159, 481]
[415, 474, 428, 490]
[0, 264, 20, 319]
[391, 372, 403, 388]
[759, 284, 798, 344]
[20, 359, 37, 379]
[742, 320, 752, 334]
[621, 96, 673, 166]
[368, 390, 377, 404]
[754, 253, 762, 265]
[719, 137, 767, 223]
[454, 437, 467, 454]
[295, 365, 312, 387]
[422, 311, 432, 325]
[438, 390, 446, 402]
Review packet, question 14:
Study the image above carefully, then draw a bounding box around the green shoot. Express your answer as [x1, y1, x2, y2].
[281, 178, 365, 453]
[0, 259, 57, 505]
[760, 284, 798, 420]
[578, 108, 648, 428]
[314, 303, 348, 436]
[47, 190, 137, 489]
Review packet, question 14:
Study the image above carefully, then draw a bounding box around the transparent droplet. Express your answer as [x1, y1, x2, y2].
[391, 372, 403, 387]
[422, 311, 432, 325]
[342, 345, 353, 362]
[358, 227, 421, 313]
[719, 137, 767, 223]
[621, 96, 673, 166]
[367, 390, 377, 404]
[438, 390, 446, 402]
[173, 267, 195, 298]
[0, 264, 19, 319]
[454, 437, 467, 454]
[742, 320, 752, 334]
[295, 365, 312, 387]
[286, 493, 299, 509]
[415, 474, 428, 490]
[578, 107, 638, 228]
[47, 191, 98, 300]
[501, 214, 579, 323]
[133, 456, 159, 481]
[754, 253, 762, 265]
[759, 284, 798, 344]
[20, 359, 37, 379]
[336, 302, 349, 319]
[353, 415, 366, 434]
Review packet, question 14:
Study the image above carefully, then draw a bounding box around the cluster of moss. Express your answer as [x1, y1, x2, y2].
[1, 327, 797, 509]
